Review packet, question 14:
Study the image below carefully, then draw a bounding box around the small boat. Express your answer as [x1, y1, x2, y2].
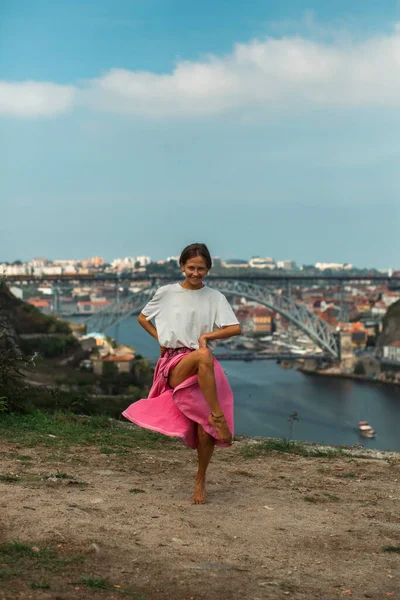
[358, 420, 375, 438]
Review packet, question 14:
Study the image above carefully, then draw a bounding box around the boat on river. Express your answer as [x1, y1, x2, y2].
[358, 421, 375, 438]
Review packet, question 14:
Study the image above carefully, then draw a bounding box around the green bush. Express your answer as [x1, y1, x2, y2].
[20, 335, 78, 358]
[354, 360, 366, 375]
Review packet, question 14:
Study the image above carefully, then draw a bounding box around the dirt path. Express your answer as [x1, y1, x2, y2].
[1, 439, 399, 599]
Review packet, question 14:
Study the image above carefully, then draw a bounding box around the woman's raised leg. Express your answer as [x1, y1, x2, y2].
[192, 424, 215, 504]
[168, 348, 232, 443]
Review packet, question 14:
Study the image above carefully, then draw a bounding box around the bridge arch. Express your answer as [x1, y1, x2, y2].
[84, 281, 339, 359]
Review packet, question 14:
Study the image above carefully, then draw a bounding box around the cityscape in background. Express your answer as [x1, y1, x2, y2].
[3, 253, 400, 385]
[1, 254, 399, 277]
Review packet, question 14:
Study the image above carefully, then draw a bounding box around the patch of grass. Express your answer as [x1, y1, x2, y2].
[80, 576, 111, 589]
[304, 495, 318, 503]
[0, 541, 85, 582]
[52, 471, 74, 479]
[342, 472, 357, 478]
[79, 577, 144, 597]
[324, 493, 339, 502]
[241, 438, 348, 459]
[129, 488, 146, 494]
[0, 411, 176, 451]
[15, 454, 33, 461]
[382, 545, 400, 553]
[0, 473, 20, 483]
[100, 447, 128, 455]
[31, 582, 51, 589]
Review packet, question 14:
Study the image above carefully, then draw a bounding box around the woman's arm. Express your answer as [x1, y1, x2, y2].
[138, 313, 166, 355]
[199, 324, 241, 348]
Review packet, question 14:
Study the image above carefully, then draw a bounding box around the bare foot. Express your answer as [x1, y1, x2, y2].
[191, 475, 206, 505]
[208, 413, 232, 443]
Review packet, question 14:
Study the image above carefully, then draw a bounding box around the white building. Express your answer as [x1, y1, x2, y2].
[383, 342, 400, 363]
[0, 263, 30, 276]
[315, 262, 353, 271]
[277, 260, 297, 270]
[248, 257, 276, 269]
[30, 258, 47, 269]
[221, 259, 249, 268]
[135, 256, 151, 267]
[33, 266, 62, 276]
[53, 259, 79, 266]
[381, 293, 400, 307]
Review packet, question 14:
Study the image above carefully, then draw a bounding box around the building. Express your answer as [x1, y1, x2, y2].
[371, 300, 388, 316]
[277, 260, 297, 270]
[135, 256, 151, 267]
[93, 354, 135, 376]
[77, 300, 110, 314]
[0, 263, 30, 276]
[221, 259, 249, 268]
[246, 307, 274, 335]
[315, 262, 353, 271]
[27, 298, 51, 312]
[81, 257, 105, 268]
[248, 257, 276, 269]
[53, 259, 79, 267]
[382, 342, 400, 363]
[350, 322, 368, 349]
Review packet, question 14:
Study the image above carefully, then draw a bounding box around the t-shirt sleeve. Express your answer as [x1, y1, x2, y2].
[214, 293, 240, 328]
[141, 287, 164, 321]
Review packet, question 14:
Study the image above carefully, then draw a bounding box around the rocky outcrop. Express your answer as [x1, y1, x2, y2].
[0, 283, 22, 356]
[376, 299, 400, 350]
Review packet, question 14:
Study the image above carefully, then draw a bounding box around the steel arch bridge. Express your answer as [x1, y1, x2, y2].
[84, 280, 340, 360]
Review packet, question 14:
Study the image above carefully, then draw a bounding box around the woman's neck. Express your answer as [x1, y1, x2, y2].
[180, 279, 205, 291]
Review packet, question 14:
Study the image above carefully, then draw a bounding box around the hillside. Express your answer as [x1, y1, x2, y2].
[0, 280, 70, 337]
[377, 299, 400, 348]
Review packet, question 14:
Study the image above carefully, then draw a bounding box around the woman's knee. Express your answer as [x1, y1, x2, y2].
[197, 424, 214, 444]
[196, 347, 213, 367]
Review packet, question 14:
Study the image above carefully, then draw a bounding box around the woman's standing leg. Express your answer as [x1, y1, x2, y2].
[192, 424, 215, 504]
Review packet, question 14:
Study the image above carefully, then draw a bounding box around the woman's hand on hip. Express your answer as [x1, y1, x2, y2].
[159, 345, 167, 357]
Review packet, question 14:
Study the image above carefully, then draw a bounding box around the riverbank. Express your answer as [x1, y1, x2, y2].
[299, 366, 400, 388]
[1, 412, 399, 599]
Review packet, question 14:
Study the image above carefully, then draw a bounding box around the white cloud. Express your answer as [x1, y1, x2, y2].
[2, 24, 400, 118]
[0, 81, 75, 117]
[84, 24, 400, 116]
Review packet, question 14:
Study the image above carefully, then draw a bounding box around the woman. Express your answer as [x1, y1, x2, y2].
[122, 243, 241, 504]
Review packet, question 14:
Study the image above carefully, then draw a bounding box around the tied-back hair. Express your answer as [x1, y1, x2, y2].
[179, 243, 212, 270]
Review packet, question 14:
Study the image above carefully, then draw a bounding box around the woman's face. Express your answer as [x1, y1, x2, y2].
[181, 255, 209, 287]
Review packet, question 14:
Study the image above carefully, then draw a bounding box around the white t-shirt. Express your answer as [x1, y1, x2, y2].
[141, 282, 239, 351]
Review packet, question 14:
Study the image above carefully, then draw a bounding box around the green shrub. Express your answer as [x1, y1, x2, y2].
[20, 335, 78, 358]
[354, 361, 366, 375]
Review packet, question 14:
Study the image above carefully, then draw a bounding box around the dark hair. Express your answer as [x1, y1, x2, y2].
[179, 243, 212, 270]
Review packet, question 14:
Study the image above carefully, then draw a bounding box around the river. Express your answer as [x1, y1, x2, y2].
[92, 317, 400, 451]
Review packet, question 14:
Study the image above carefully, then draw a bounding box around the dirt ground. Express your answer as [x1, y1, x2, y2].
[1, 438, 399, 600]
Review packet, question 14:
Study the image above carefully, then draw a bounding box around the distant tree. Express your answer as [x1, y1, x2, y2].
[12, 260, 22, 265]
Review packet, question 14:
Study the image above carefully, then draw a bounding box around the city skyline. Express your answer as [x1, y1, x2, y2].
[1, 254, 397, 273]
[2, 0, 400, 267]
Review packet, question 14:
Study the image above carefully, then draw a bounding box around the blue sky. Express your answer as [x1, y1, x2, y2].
[1, 0, 400, 267]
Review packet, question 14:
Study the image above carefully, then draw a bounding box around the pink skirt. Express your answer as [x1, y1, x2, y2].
[122, 348, 234, 449]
